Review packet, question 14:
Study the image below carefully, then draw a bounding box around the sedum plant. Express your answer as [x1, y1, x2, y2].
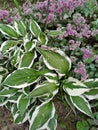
[0, 20, 98, 130]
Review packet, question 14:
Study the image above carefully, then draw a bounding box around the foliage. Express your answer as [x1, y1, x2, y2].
[0, 19, 98, 130]
[0, 0, 98, 129]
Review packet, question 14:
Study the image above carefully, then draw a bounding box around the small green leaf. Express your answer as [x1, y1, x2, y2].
[19, 51, 37, 68]
[38, 32, 48, 45]
[3, 68, 48, 88]
[30, 19, 41, 38]
[0, 24, 18, 38]
[48, 30, 61, 37]
[24, 40, 37, 51]
[71, 96, 93, 118]
[29, 101, 55, 130]
[37, 48, 71, 77]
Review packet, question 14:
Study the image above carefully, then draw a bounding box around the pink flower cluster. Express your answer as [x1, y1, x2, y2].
[0, 10, 12, 23]
[81, 48, 93, 59]
[35, 0, 87, 23]
[69, 40, 81, 50]
[74, 61, 88, 81]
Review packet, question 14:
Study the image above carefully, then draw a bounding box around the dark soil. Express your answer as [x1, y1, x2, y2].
[0, 99, 82, 130]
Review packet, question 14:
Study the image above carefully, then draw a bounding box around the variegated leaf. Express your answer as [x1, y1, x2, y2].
[83, 79, 98, 88]
[84, 89, 98, 100]
[29, 101, 55, 130]
[30, 19, 41, 38]
[63, 77, 89, 96]
[14, 20, 26, 36]
[0, 24, 18, 39]
[1, 40, 17, 54]
[17, 94, 30, 115]
[3, 68, 47, 88]
[37, 48, 71, 77]
[19, 51, 37, 68]
[47, 115, 57, 130]
[71, 96, 93, 118]
[0, 88, 17, 97]
[38, 32, 48, 45]
[28, 81, 58, 98]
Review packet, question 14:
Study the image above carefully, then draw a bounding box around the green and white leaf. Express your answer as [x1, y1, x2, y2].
[44, 73, 58, 83]
[3, 68, 47, 88]
[84, 79, 98, 88]
[38, 32, 48, 45]
[0, 88, 17, 97]
[1, 40, 17, 54]
[0, 24, 18, 39]
[71, 96, 93, 118]
[8, 92, 22, 103]
[0, 96, 8, 106]
[30, 19, 41, 38]
[47, 115, 57, 130]
[24, 39, 37, 51]
[14, 20, 26, 36]
[63, 77, 89, 96]
[11, 48, 21, 67]
[19, 51, 37, 68]
[17, 94, 30, 115]
[37, 48, 71, 77]
[11, 103, 28, 124]
[29, 101, 55, 130]
[28, 81, 58, 98]
[64, 94, 76, 113]
[84, 89, 98, 100]
[0, 75, 3, 83]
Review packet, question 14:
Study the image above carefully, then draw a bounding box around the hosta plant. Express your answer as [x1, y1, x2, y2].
[0, 20, 98, 130]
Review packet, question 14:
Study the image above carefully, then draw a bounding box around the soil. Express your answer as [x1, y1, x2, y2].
[0, 99, 82, 130]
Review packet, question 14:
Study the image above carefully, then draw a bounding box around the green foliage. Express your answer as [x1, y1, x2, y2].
[0, 20, 98, 130]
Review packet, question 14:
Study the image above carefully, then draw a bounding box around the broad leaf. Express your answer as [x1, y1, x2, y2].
[1, 40, 17, 54]
[71, 96, 93, 118]
[14, 20, 26, 36]
[37, 48, 71, 77]
[63, 77, 88, 96]
[0, 24, 18, 38]
[19, 51, 37, 68]
[28, 81, 58, 98]
[3, 68, 47, 88]
[29, 101, 55, 130]
[30, 19, 41, 38]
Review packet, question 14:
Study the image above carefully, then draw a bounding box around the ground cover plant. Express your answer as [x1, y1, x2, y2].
[0, 0, 98, 130]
